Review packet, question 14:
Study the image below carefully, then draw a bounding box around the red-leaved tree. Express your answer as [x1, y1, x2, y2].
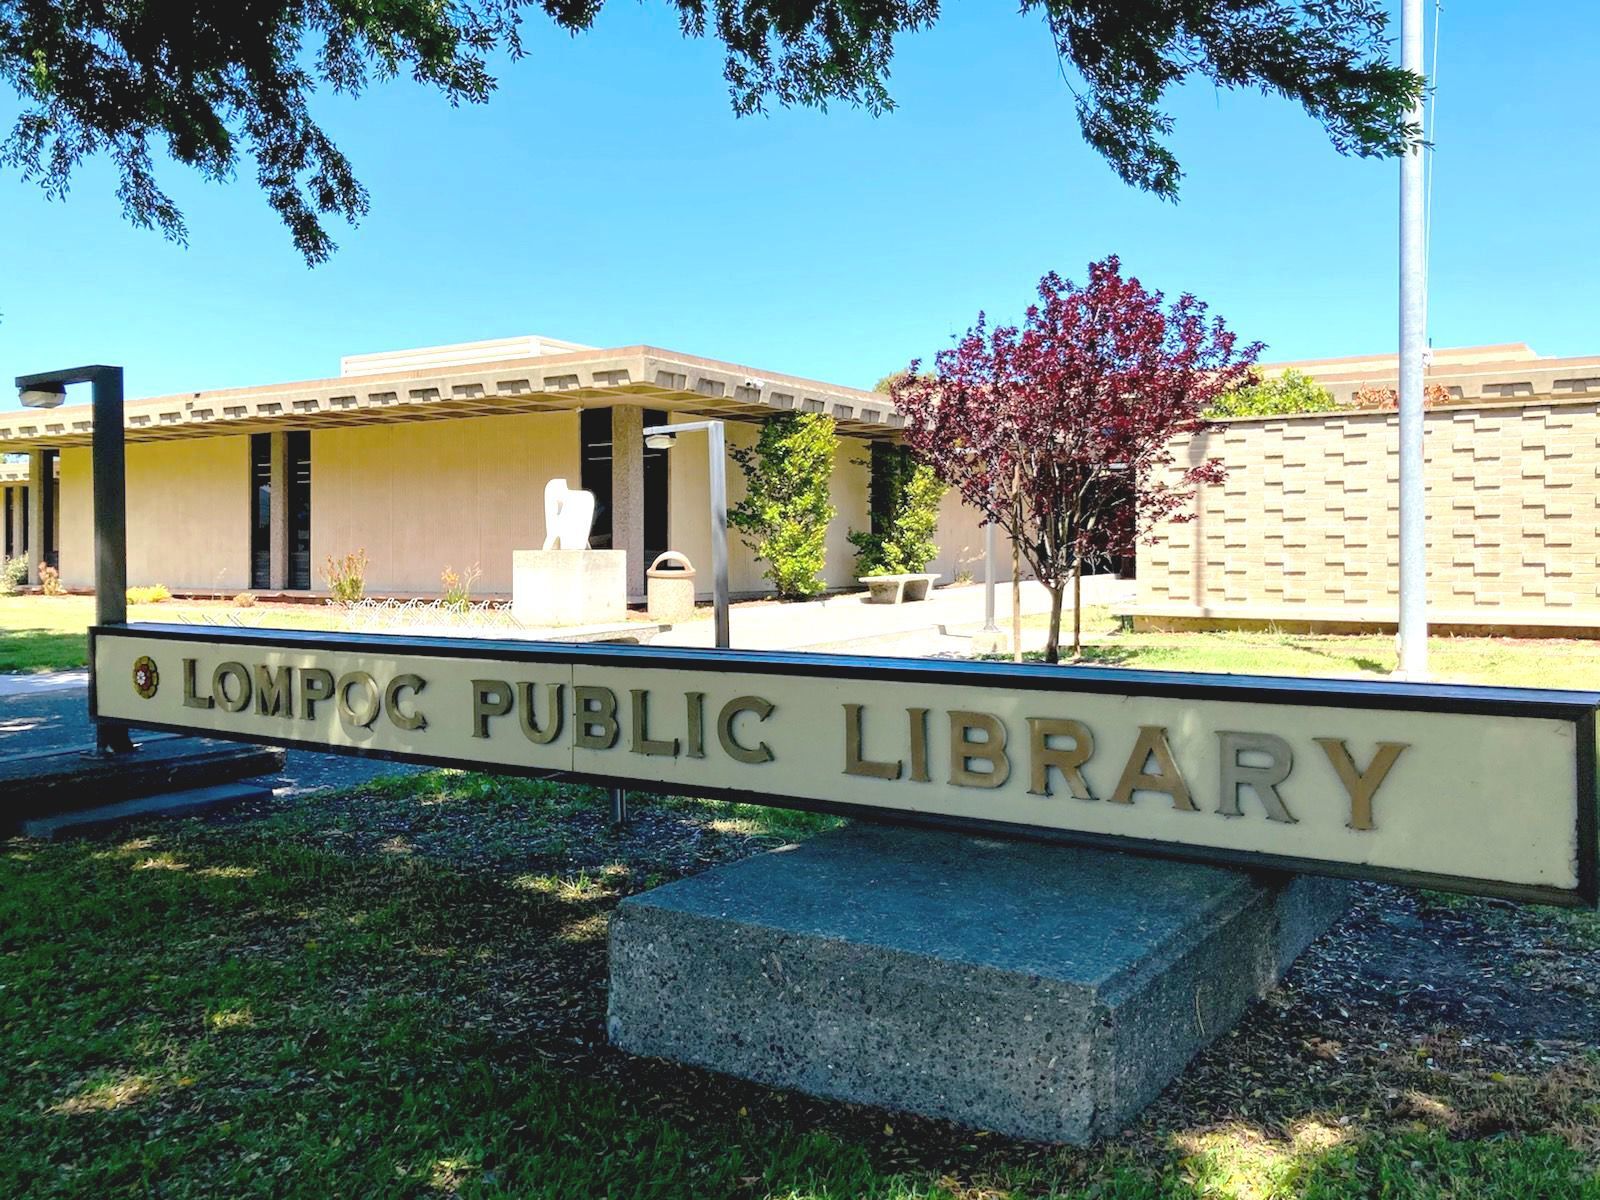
[894, 257, 1261, 662]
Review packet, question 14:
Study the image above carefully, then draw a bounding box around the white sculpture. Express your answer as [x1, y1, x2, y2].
[542, 478, 597, 550]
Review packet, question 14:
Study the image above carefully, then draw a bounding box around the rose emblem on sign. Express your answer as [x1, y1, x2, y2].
[132, 655, 159, 700]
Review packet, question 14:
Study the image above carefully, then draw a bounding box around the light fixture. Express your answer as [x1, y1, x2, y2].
[645, 432, 676, 450]
[18, 384, 66, 408]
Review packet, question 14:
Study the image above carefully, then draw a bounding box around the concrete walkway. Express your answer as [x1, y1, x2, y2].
[0, 669, 89, 698]
[654, 575, 1134, 656]
[0, 576, 1133, 791]
[0, 682, 416, 798]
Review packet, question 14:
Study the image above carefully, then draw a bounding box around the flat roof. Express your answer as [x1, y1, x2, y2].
[0, 344, 903, 453]
[1255, 343, 1600, 403]
[0, 456, 59, 483]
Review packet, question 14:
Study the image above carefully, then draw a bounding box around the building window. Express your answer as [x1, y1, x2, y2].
[579, 408, 670, 561]
[287, 431, 311, 590]
[40, 451, 57, 570]
[579, 409, 615, 550]
[250, 434, 272, 590]
[3, 488, 12, 559]
[642, 414, 669, 568]
[866, 442, 905, 537]
[19, 486, 28, 558]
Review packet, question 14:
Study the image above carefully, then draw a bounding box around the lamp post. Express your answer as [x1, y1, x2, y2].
[643, 419, 731, 649]
[15, 364, 133, 753]
[970, 519, 1009, 655]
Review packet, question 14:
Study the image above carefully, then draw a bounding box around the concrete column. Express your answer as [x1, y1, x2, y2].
[26, 450, 44, 584]
[6, 485, 20, 561]
[268, 431, 289, 591]
[611, 405, 646, 602]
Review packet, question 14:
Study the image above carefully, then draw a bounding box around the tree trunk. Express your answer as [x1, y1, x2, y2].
[1072, 557, 1083, 658]
[1044, 581, 1064, 664]
[1011, 465, 1023, 663]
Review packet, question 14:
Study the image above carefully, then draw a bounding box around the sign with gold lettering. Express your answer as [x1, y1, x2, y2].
[92, 624, 1600, 907]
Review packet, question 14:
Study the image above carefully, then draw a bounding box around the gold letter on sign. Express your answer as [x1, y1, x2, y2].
[1027, 717, 1095, 799]
[949, 711, 1010, 789]
[385, 674, 427, 732]
[844, 703, 901, 780]
[255, 664, 293, 719]
[1315, 738, 1408, 830]
[337, 672, 382, 729]
[1216, 731, 1296, 823]
[1110, 726, 1197, 811]
[685, 692, 707, 759]
[517, 682, 563, 745]
[213, 662, 252, 714]
[300, 668, 334, 721]
[472, 679, 513, 739]
[574, 686, 620, 750]
[631, 689, 679, 757]
[907, 707, 931, 783]
[718, 696, 775, 764]
[182, 658, 214, 710]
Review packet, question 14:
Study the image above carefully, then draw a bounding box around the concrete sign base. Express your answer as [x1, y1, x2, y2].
[608, 823, 1350, 1143]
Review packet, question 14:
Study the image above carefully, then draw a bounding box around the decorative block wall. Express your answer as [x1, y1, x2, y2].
[1137, 399, 1600, 620]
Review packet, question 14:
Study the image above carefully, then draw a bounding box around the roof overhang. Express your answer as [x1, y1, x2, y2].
[0, 345, 905, 453]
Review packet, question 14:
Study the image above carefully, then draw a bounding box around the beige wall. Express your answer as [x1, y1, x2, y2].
[930, 489, 1008, 584]
[1137, 398, 1600, 620]
[46, 410, 1012, 600]
[61, 439, 249, 591]
[59, 452, 87, 586]
[824, 436, 873, 590]
[314, 412, 581, 595]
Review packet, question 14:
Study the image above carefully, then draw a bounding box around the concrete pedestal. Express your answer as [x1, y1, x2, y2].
[512, 549, 627, 626]
[608, 823, 1349, 1143]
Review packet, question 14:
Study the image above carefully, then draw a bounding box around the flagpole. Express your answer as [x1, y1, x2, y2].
[1397, 0, 1429, 678]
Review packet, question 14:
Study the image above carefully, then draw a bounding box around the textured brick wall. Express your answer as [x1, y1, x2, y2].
[1137, 399, 1600, 616]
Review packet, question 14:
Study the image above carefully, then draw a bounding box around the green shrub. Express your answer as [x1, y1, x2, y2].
[233, 591, 257, 608]
[126, 584, 172, 604]
[849, 445, 946, 576]
[0, 555, 26, 596]
[728, 413, 838, 599]
[1207, 368, 1336, 417]
[322, 548, 370, 604]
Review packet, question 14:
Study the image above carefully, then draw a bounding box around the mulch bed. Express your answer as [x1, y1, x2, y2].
[223, 775, 1600, 1175]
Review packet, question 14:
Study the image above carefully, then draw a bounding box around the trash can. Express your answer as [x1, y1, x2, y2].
[646, 551, 698, 623]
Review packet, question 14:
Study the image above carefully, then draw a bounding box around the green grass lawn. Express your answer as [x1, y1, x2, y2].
[1021, 608, 1600, 690]
[4, 772, 1597, 1199]
[0, 596, 357, 673]
[0, 595, 102, 672]
[7, 593, 1600, 690]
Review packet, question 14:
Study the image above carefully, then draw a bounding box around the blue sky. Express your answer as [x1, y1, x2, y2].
[1, 0, 1593, 404]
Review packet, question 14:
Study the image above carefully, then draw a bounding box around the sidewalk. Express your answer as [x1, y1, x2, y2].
[0, 670, 90, 699]
[653, 575, 1134, 655]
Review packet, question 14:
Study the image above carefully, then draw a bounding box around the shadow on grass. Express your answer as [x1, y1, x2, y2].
[2, 772, 1595, 1198]
[0, 626, 88, 673]
[1073, 644, 1143, 667]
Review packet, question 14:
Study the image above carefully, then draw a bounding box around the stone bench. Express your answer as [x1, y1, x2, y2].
[859, 573, 938, 604]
